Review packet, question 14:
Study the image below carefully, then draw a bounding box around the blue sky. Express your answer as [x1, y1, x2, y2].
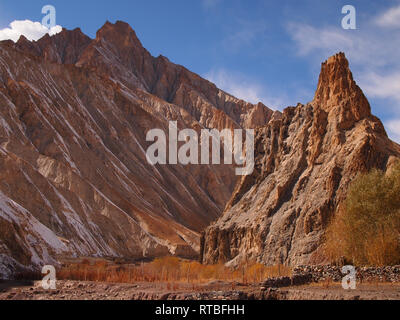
[0, 0, 399, 142]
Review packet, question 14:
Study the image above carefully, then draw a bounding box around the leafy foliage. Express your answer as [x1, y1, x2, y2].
[325, 161, 400, 266]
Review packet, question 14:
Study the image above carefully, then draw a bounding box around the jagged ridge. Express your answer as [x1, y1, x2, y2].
[201, 53, 400, 266]
[0, 21, 274, 278]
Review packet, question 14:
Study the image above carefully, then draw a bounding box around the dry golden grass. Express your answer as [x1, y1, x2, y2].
[57, 257, 291, 284]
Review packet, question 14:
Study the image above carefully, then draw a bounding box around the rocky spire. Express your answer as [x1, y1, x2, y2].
[201, 53, 400, 267]
[313, 52, 371, 129]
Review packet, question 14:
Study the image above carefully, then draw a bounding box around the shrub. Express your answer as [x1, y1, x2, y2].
[325, 161, 400, 266]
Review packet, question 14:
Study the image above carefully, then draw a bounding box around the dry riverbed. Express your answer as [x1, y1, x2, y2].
[1, 280, 400, 300]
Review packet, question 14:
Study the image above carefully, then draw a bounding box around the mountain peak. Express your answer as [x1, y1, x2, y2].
[101, 20, 133, 31]
[17, 35, 29, 43]
[325, 51, 348, 65]
[314, 52, 353, 107]
[313, 52, 371, 129]
[60, 27, 86, 37]
[96, 20, 142, 47]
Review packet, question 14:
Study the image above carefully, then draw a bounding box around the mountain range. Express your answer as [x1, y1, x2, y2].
[0, 21, 398, 278]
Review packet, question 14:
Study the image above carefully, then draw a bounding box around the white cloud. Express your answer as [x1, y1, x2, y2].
[205, 69, 285, 109]
[287, 22, 400, 68]
[288, 23, 400, 104]
[376, 5, 400, 28]
[222, 20, 267, 51]
[202, 0, 221, 9]
[287, 4, 400, 144]
[288, 23, 354, 57]
[386, 119, 400, 143]
[359, 72, 400, 104]
[0, 20, 62, 42]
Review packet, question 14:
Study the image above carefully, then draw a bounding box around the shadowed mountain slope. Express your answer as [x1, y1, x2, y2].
[0, 21, 273, 278]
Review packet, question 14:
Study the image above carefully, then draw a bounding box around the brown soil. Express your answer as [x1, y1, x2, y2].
[1, 280, 399, 300]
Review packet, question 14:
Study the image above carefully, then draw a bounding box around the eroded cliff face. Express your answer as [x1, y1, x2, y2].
[0, 21, 273, 278]
[201, 53, 400, 267]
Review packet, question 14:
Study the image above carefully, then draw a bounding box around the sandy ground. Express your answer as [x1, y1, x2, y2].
[1, 280, 400, 300]
[275, 283, 400, 300]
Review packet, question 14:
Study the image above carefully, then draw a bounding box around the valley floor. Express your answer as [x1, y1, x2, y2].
[1, 280, 400, 300]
